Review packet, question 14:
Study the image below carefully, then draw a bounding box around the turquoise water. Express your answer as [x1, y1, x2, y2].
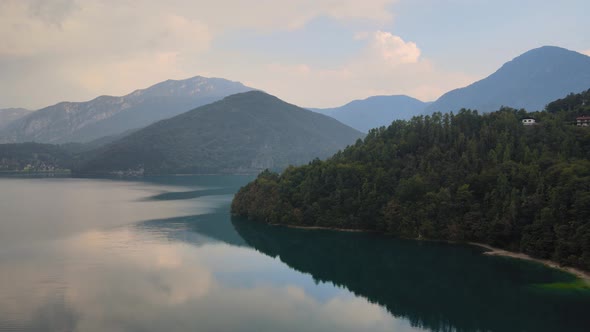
[0, 176, 588, 331]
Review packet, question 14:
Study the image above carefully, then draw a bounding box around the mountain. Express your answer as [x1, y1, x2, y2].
[0, 108, 32, 130]
[425, 46, 590, 114]
[0, 76, 254, 144]
[76, 91, 364, 175]
[313, 95, 428, 132]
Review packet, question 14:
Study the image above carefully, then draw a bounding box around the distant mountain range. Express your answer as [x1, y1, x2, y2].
[312, 46, 590, 132]
[425, 46, 590, 114]
[1, 45, 588, 147]
[0, 76, 254, 144]
[76, 91, 364, 175]
[312, 95, 429, 133]
[0, 108, 32, 130]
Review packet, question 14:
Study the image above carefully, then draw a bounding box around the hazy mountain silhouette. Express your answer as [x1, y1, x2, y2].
[0, 108, 32, 130]
[425, 46, 590, 114]
[0, 76, 254, 144]
[313, 95, 428, 132]
[77, 91, 364, 175]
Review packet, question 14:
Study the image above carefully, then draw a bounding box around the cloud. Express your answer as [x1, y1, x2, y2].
[0, 224, 420, 332]
[24, 0, 79, 26]
[240, 31, 474, 106]
[0, 1, 473, 110]
[369, 31, 421, 66]
[581, 49, 590, 56]
[159, 0, 397, 31]
[0, 0, 401, 109]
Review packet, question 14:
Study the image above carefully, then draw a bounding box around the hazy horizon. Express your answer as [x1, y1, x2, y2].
[1, 0, 589, 109]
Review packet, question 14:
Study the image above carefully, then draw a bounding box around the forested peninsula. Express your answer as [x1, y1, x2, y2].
[232, 90, 590, 271]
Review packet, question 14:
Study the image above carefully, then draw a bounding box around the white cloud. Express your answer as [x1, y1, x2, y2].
[238, 31, 474, 106]
[0, 0, 401, 108]
[369, 31, 421, 66]
[0, 221, 425, 332]
[0, 0, 473, 109]
[581, 49, 590, 56]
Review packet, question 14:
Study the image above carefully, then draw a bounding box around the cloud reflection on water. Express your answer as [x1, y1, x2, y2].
[2, 224, 423, 332]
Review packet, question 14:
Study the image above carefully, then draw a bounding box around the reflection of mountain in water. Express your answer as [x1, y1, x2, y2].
[130, 176, 589, 332]
[136, 174, 252, 247]
[138, 213, 248, 248]
[229, 217, 590, 332]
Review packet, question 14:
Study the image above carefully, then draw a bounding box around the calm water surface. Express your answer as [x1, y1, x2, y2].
[0, 176, 588, 332]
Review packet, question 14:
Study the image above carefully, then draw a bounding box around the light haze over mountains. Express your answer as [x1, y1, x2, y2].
[424, 46, 590, 114]
[77, 91, 364, 175]
[1, 46, 589, 146]
[0, 108, 32, 130]
[312, 95, 429, 133]
[0, 77, 253, 144]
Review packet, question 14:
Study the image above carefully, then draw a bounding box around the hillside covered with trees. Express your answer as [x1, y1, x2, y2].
[76, 91, 363, 175]
[0, 143, 73, 172]
[232, 90, 590, 271]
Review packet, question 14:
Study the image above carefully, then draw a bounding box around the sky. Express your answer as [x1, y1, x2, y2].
[1, 0, 589, 109]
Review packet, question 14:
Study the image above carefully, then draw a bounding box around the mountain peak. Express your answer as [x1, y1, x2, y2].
[501, 46, 589, 70]
[77, 91, 363, 175]
[518, 45, 584, 57]
[314, 94, 428, 132]
[425, 46, 590, 114]
[221, 90, 271, 101]
[0, 77, 255, 144]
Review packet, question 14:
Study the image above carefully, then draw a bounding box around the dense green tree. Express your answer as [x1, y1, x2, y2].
[0, 143, 74, 172]
[233, 91, 590, 271]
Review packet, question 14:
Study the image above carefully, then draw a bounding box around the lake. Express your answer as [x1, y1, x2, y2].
[0, 175, 588, 332]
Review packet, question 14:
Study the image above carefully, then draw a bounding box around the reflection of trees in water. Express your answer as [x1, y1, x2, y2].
[230, 217, 590, 332]
[138, 212, 248, 248]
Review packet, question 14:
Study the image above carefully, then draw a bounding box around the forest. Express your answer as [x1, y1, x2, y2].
[232, 89, 590, 271]
[0, 142, 73, 172]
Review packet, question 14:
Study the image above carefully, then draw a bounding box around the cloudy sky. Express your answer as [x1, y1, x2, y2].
[1, 0, 589, 109]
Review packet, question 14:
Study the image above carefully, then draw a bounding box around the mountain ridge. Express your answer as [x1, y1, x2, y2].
[425, 46, 590, 114]
[0, 108, 32, 130]
[312, 95, 428, 132]
[76, 91, 364, 175]
[0, 76, 254, 144]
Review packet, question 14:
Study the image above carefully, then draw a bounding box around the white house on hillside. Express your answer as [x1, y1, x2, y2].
[576, 116, 590, 126]
[521, 118, 536, 126]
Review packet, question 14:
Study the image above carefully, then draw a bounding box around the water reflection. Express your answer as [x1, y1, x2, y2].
[229, 218, 590, 332]
[3, 225, 427, 331]
[1, 176, 589, 332]
[0, 176, 423, 332]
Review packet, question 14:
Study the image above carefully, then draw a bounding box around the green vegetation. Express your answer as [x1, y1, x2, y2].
[76, 91, 363, 175]
[232, 90, 590, 271]
[0, 143, 73, 172]
[546, 88, 590, 115]
[536, 279, 590, 291]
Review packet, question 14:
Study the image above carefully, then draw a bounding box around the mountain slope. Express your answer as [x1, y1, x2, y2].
[77, 91, 364, 175]
[425, 46, 590, 114]
[0, 76, 253, 144]
[0, 142, 73, 172]
[0, 108, 32, 130]
[314, 95, 428, 132]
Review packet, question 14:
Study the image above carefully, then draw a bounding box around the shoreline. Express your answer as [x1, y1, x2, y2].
[267, 222, 590, 283]
[468, 242, 590, 283]
[269, 223, 374, 233]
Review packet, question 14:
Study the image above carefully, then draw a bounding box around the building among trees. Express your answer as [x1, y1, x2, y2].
[576, 116, 590, 126]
